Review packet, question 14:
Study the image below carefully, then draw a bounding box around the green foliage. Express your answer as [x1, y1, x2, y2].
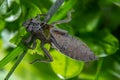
[0, 0, 120, 80]
[51, 50, 84, 79]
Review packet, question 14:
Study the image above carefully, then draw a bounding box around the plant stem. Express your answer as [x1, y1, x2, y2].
[44, 0, 64, 22]
[4, 50, 27, 80]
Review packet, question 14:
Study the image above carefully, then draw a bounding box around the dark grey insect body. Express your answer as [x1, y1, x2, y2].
[23, 11, 97, 63]
[51, 29, 96, 61]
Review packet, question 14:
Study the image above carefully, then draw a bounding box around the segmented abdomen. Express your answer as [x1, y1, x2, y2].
[50, 28, 97, 62]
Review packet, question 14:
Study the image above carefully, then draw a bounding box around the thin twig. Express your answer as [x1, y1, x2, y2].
[44, 0, 64, 22]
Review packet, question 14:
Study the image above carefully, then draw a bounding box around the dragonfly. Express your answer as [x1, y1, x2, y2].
[22, 10, 97, 63]
[5, 1, 96, 80]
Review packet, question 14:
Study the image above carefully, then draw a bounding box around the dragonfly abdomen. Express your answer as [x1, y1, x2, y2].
[51, 28, 97, 62]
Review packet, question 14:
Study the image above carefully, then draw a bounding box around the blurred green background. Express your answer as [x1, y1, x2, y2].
[0, 0, 120, 80]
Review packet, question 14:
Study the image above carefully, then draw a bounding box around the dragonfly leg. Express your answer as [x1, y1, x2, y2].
[30, 42, 53, 64]
[35, 14, 47, 20]
[51, 10, 74, 25]
[41, 42, 53, 62]
[23, 35, 37, 49]
[23, 35, 33, 48]
[31, 38, 37, 49]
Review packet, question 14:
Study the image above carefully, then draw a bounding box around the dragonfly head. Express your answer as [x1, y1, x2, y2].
[23, 18, 43, 33]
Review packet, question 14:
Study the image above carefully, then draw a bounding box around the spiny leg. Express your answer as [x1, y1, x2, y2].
[30, 14, 47, 24]
[35, 14, 50, 24]
[30, 42, 53, 64]
[23, 34, 33, 48]
[51, 10, 74, 26]
[24, 35, 33, 43]
[41, 42, 53, 62]
[35, 14, 47, 22]
[43, 14, 50, 23]
[31, 38, 37, 49]
[50, 35, 61, 49]
[24, 35, 37, 49]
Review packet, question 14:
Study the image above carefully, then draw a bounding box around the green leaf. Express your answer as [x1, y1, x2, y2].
[0, 0, 4, 5]
[0, 19, 5, 30]
[49, 0, 77, 23]
[97, 30, 119, 56]
[10, 27, 26, 45]
[0, 0, 21, 22]
[51, 50, 84, 79]
[83, 30, 119, 57]
[85, 13, 101, 32]
[30, 62, 61, 80]
[0, 43, 27, 69]
[111, 0, 120, 7]
[0, 0, 8, 16]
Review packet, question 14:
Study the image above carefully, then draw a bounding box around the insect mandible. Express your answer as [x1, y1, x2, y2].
[22, 10, 97, 63]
